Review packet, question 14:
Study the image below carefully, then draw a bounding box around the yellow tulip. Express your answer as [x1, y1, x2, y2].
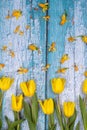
[82, 79, 87, 94]
[63, 102, 75, 118]
[11, 94, 23, 112]
[39, 98, 54, 115]
[51, 78, 66, 94]
[20, 80, 36, 97]
[0, 77, 14, 91]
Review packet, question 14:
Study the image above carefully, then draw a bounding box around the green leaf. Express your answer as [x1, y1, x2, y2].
[5, 116, 24, 130]
[5, 116, 11, 126]
[75, 122, 80, 130]
[10, 119, 24, 128]
[23, 100, 36, 130]
[48, 113, 56, 130]
[0, 119, 2, 129]
[48, 124, 56, 130]
[63, 116, 69, 130]
[79, 96, 87, 130]
[68, 109, 77, 130]
[31, 93, 39, 124]
[54, 100, 64, 130]
[0, 91, 2, 100]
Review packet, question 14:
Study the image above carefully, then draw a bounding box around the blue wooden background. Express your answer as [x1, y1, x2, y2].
[0, 0, 87, 129]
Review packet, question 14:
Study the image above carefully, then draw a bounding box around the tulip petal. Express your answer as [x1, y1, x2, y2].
[63, 102, 75, 118]
[11, 94, 23, 112]
[20, 82, 30, 96]
[39, 100, 46, 114]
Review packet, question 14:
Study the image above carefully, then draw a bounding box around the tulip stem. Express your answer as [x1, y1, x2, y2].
[48, 113, 56, 130]
[17, 113, 20, 130]
[58, 95, 61, 115]
[14, 112, 21, 130]
[85, 95, 87, 106]
[0, 91, 3, 129]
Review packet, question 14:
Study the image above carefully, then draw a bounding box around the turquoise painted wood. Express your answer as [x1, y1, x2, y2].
[0, 0, 87, 129]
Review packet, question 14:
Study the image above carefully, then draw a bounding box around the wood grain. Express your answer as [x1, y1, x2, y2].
[0, 0, 87, 129]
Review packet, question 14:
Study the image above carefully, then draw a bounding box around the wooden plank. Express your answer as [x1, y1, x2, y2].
[47, 0, 75, 99]
[0, 0, 47, 129]
[0, 0, 87, 130]
[28, 0, 47, 129]
[74, 0, 85, 129]
[47, 0, 75, 129]
[0, 0, 31, 129]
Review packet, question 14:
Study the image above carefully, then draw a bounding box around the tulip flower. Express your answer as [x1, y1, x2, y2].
[39, 98, 54, 115]
[20, 79, 36, 97]
[0, 77, 14, 91]
[82, 79, 87, 94]
[11, 94, 23, 112]
[51, 78, 66, 94]
[63, 101, 75, 118]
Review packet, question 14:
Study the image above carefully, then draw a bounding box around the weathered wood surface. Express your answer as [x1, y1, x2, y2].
[0, 0, 87, 129]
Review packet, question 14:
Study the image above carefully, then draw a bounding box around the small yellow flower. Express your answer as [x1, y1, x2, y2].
[28, 44, 41, 54]
[14, 25, 20, 34]
[51, 78, 66, 94]
[81, 36, 87, 44]
[39, 98, 54, 115]
[43, 15, 50, 21]
[56, 68, 68, 74]
[17, 67, 28, 74]
[39, 3, 49, 12]
[12, 10, 22, 19]
[25, 25, 30, 30]
[2, 46, 8, 51]
[0, 77, 14, 91]
[84, 71, 87, 77]
[9, 50, 15, 58]
[0, 64, 5, 71]
[42, 64, 50, 71]
[48, 42, 56, 52]
[60, 54, 69, 64]
[19, 31, 24, 36]
[63, 102, 75, 118]
[74, 64, 79, 71]
[11, 94, 23, 112]
[68, 36, 76, 42]
[60, 12, 67, 25]
[28, 44, 38, 51]
[20, 80, 36, 97]
[82, 79, 87, 94]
